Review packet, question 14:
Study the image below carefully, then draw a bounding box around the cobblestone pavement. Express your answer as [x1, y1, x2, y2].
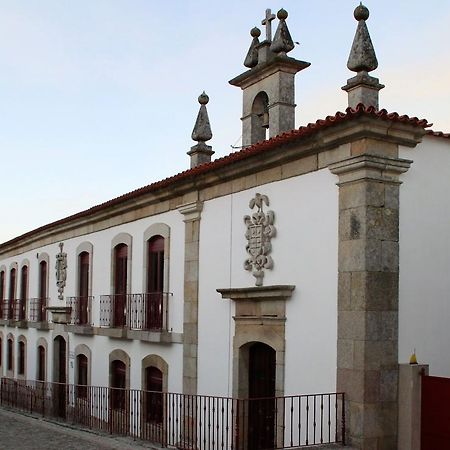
[0, 407, 161, 450]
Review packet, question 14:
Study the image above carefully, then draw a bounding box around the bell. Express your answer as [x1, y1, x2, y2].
[262, 110, 269, 129]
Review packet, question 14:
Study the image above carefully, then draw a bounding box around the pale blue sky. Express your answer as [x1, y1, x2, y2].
[0, 0, 449, 243]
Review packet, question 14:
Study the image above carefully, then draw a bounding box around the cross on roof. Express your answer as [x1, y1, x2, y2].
[261, 8, 276, 42]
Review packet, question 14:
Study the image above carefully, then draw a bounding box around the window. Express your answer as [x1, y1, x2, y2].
[146, 236, 164, 329]
[76, 354, 88, 398]
[0, 337, 2, 368]
[8, 268, 16, 319]
[145, 366, 163, 423]
[37, 345, 45, 381]
[7, 338, 13, 372]
[18, 341, 25, 375]
[113, 244, 128, 327]
[78, 252, 90, 324]
[19, 266, 28, 321]
[0, 270, 4, 319]
[38, 260, 47, 321]
[111, 360, 126, 410]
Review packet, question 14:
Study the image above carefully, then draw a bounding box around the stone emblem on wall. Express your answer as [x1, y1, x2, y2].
[55, 242, 67, 301]
[244, 193, 276, 286]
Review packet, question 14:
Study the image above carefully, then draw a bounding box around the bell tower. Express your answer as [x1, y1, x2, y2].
[229, 9, 310, 147]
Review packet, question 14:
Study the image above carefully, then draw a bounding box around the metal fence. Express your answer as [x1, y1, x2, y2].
[0, 377, 345, 449]
[99, 293, 171, 331]
[66, 296, 93, 325]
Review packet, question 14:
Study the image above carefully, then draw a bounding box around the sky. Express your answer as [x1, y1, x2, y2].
[0, 0, 449, 244]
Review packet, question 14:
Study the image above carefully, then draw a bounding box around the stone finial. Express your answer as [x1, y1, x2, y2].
[342, 3, 384, 109]
[270, 9, 295, 55]
[188, 92, 214, 168]
[347, 3, 378, 73]
[244, 27, 261, 68]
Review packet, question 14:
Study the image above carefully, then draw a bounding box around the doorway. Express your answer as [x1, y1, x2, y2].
[248, 342, 276, 450]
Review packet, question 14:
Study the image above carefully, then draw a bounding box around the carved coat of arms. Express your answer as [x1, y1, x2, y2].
[55, 242, 67, 301]
[244, 193, 276, 286]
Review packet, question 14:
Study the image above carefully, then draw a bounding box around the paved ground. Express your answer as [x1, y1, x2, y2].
[0, 407, 161, 450]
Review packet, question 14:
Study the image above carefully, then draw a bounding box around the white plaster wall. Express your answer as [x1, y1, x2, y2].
[399, 136, 450, 377]
[198, 169, 339, 397]
[0, 208, 185, 392]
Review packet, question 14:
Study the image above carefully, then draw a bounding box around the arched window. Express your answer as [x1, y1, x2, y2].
[76, 354, 88, 398]
[145, 366, 163, 424]
[7, 338, 13, 372]
[38, 260, 48, 321]
[147, 236, 164, 330]
[18, 341, 25, 375]
[8, 268, 16, 320]
[111, 360, 126, 410]
[19, 265, 28, 321]
[78, 252, 90, 324]
[113, 244, 128, 327]
[37, 345, 46, 381]
[0, 270, 5, 319]
[251, 91, 270, 143]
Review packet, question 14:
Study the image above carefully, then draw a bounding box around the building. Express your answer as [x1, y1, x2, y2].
[0, 5, 449, 450]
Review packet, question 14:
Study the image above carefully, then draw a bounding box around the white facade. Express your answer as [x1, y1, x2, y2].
[399, 135, 450, 377]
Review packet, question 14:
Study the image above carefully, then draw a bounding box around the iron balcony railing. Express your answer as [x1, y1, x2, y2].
[0, 377, 345, 449]
[29, 298, 48, 322]
[66, 296, 93, 326]
[2, 299, 15, 320]
[99, 292, 171, 332]
[13, 298, 26, 321]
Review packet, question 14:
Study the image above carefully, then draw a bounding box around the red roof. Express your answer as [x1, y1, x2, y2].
[427, 130, 450, 139]
[0, 104, 433, 249]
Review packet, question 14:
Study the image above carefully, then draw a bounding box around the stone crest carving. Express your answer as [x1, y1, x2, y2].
[55, 242, 67, 301]
[244, 193, 276, 286]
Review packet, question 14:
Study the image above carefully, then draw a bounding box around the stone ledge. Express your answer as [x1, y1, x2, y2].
[28, 321, 52, 331]
[95, 327, 182, 343]
[65, 324, 95, 336]
[217, 285, 295, 302]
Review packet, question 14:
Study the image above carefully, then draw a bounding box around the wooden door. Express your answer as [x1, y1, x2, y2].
[8, 268, 16, 319]
[147, 236, 164, 329]
[19, 266, 28, 320]
[78, 252, 89, 324]
[145, 366, 163, 423]
[39, 261, 47, 321]
[0, 270, 5, 319]
[421, 375, 450, 449]
[114, 244, 128, 327]
[248, 343, 276, 450]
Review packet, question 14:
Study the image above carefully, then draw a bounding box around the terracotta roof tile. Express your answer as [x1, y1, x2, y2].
[427, 130, 450, 139]
[0, 104, 431, 248]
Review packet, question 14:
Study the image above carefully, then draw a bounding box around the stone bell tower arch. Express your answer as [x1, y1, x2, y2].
[229, 9, 310, 147]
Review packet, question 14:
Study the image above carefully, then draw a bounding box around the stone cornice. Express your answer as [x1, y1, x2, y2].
[217, 285, 295, 301]
[229, 56, 310, 89]
[0, 112, 426, 257]
[178, 201, 203, 222]
[329, 154, 412, 184]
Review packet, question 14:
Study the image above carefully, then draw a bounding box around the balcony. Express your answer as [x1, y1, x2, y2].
[1, 299, 15, 321]
[66, 296, 93, 326]
[99, 293, 171, 333]
[13, 299, 27, 325]
[28, 298, 49, 330]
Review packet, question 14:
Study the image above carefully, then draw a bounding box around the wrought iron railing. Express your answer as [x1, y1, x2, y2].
[13, 298, 26, 321]
[29, 298, 48, 322]
[66, 296, 93, 325]
[0, 377, 345, 449]
[99, 293, 171, 331]
[2, 299, 15, 320]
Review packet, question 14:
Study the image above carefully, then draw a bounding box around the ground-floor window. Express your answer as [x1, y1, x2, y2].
[37, 345, 45, 381]
[111, 360, 126, 410]
[7, 338, 13, 372]
[76, 354, 88, 398]
[145, 366, 163, 423]
[18, 341, 25, 375]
